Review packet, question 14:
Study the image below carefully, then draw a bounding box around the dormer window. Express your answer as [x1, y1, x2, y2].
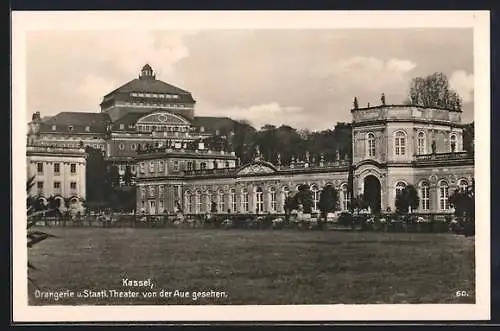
[119, 124, 125, 130]
[85, 126, 90, 132]
[51, 125, 56, 131]
[200, 126, 205, 133]
[68, 125, 73, 132]
[173, 95, 179, 99]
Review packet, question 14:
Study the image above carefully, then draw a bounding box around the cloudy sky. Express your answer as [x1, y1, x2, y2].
[26, 28, 474, 130]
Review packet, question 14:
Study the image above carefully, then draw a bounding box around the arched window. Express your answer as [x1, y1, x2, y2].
[311, 184, 320, 212]
[394, 131, 407, 156]
[450, 134, 457, 153]
[417, 131, 426, 155]
[270, 187, 277, 212]
[241, 188, 249, 213]
[255, 187, 264, 213]
[205, 190, 212, 213]
[218, 189, 225, 213]
[194, 190, 202, 214]
[341, 184, 350, 211]
[366, 133, 376, 157]
[230, 189, 237, 213]
[395, 181, 407, 197]
[420, 181, 430, 211]
[458, 179, 468, 192]
[200, 162, 207, 170]
[439, 180, 450, 210]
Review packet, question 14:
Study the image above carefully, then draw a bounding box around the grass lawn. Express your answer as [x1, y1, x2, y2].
[27, 227, 475, 305]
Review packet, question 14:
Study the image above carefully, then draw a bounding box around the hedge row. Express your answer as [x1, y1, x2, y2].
[33, 213, 472, 234]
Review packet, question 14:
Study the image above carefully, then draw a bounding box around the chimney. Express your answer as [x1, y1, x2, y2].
[32, 111, 41, 121]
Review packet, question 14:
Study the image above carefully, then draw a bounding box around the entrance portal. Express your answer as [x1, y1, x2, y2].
[363, 175, 381, 214]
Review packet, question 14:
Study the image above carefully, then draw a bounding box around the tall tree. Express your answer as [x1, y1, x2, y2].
[294, 184, 314, 214]
[449, 182, 475, 220]
[85, 147, 110, 209]
[463, 122, 474, 153]
[232, 120, 257, 164]
[349, 194, 369, 213]
[318, 185, 338, 218]
[404, 72, 463, 110]
[395, 185, 420, 214]
[107, 165, 121, 187]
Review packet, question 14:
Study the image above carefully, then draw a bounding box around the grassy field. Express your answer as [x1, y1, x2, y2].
[27, 227, 475, 305]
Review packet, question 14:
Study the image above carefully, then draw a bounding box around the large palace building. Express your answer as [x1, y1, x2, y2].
[27, 64, 474, 215]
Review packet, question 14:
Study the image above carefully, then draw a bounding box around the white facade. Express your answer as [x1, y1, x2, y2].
[27, 145, 87, 203]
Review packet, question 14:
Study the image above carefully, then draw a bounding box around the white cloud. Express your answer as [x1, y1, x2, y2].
[76, 75, 118, 104]
[449, 70, 474, 103]
[27, 30, 197, 114]
[322, 56, 417, 107]
[386, 58, 417, 72]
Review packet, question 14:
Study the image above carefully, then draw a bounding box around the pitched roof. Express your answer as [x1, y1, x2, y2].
[191, 116, 239, 132]
[39, 112, 111, 134]
[102, 78, 195, 103]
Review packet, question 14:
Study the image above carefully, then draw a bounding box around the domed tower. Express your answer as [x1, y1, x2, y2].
[99, 64, 196, 121]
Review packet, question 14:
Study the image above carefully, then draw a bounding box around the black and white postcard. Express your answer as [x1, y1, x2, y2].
[12, 10, 491, 322]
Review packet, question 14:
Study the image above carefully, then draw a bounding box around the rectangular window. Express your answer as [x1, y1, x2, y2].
[158, 161, 164, 172]
[230, 192, 237, 212]
[187, 161, 193, 171]
[54, 182, 61, 189]
[149, 161, 155, 173]
[271, 191, 277, 212]
[173, 161, 180, 171]
[140, 162, 145, 173]
[242, 193, 249, 213]
[159, 185, 164, 196]
[37, 163, 43, 174]
[421, 186, 430, 211]
[70, 163, 76, 173]
[218, 193, 225, 213]
[149, 200, 156, 214]
[439, 186, 449, 210]
[37, 181, 44, 189]
[368, 141, 375, 157]
[70, 182, 77, 190]
[54, 163, 60, 174]
[417, 139, 425, 155]
[140, 187, 146, 199]
[149, 186, 155, 197]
